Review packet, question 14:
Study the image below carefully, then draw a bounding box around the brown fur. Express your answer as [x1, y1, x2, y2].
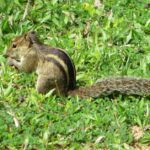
[6, 31, 150, 98]
[68, 77, 150, 98]
[6, 31, 75, 95]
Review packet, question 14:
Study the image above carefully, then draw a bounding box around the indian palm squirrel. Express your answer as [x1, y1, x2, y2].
[5, 31, 150, 98]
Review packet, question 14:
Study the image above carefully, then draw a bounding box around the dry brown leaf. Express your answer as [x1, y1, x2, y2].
[0, 69, 2, 75]
[22, 138, 29, 150]
[132, 143, 150, 150]
[145, 3, 150, 8]
[95, 136, 105, 143]
[131, 126, 144, 141]
[94, 0, 102, 9]
[107, 9, 113, 20]
[144, 124, 150, 131]
[83, 21, 90, 37]
[82, 143, 94, 150]
[7, 110, 20, 128]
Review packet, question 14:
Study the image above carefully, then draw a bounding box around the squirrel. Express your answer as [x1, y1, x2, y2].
[5, 31, 150, 99]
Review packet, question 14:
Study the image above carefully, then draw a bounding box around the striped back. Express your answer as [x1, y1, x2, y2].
[38, 45, 76, 90]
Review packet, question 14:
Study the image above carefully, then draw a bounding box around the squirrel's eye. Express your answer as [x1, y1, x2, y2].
[12, 44, 17, 48]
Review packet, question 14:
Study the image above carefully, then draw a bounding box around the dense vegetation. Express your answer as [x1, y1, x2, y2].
[0, 0, 150, 149]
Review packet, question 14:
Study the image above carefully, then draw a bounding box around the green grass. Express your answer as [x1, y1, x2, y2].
[0, 0, 150, 149]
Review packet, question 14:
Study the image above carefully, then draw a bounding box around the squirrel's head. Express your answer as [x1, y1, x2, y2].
[5, 31, 38, 60]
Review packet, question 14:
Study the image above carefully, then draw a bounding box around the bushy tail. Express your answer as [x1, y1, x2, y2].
[68, 77, 150, 98]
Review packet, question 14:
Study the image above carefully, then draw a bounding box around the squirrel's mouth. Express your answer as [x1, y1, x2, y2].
[10, 56, 21, 62]
[13, 58, 21, 62]
[16, 59, 21, 62]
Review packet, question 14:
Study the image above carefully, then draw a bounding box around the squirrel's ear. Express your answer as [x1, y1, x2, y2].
[24, 31, 39, 47]
[29, 31, 37, 35]
[24, 33, 33, 48]
[28, 31, 38, 43]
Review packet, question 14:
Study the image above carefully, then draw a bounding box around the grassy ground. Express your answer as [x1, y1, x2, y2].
[0, 0, 150, 149]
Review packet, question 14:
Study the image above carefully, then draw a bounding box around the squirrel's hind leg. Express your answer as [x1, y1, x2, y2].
[36, 75, 67, 96]
[36, 75, 55, 94]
